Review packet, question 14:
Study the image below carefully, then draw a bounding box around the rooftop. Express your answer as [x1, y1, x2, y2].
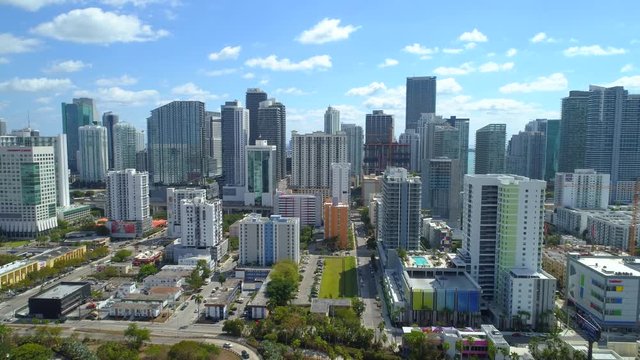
[575, 256, 640, 277]
[408, 272, 480, 292]
[112, 302, 162, 311]
[205, 279, 242, 305]
[0, 260, 36, 276]
[310, 298, 352, 314]
[32, 246, 82, 262]
[33, 282, 88, 299]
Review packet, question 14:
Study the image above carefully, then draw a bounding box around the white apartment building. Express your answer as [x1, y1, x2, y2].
[378, 167, 421, 251]
[330, 162, 351, 204]
[105, 169, 151, 237]
[245, 140, 276, 207]
[290, 131, 347, 193]
[0, 145, 58, 237]
[555, 169, 610, 209]
[273, 190, 322, 227]
[166, 187, 207, 237]
[180, 197, 222, 248]
[239, 214, 300, 266]
[78, 125, 108, 183]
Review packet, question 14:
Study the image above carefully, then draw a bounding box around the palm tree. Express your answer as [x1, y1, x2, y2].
[194, 294, 203, 316]
[509, 352, 520, 360]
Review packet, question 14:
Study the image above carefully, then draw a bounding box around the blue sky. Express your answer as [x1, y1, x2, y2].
[1, 0, 639, 147]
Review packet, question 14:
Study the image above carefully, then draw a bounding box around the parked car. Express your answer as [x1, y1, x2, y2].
[241, 350, 250, 359]
[223, 343, 232, 349]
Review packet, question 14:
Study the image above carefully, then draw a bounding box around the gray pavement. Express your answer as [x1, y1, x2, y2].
[292, 254, 318, 305]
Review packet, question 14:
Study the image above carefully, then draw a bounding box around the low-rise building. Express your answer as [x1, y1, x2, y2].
[147, 286, 182, 301]
[115, 282, 137, 298]
[29, 282, 91, 319]
[142, 269, 190, 289]
[0, 260, 39, 288]
[56, 204, 92, 224]
[95, 262, 132, 275]
[62, 232, 110, 248]
[32, 246, 87, 268]
[132, 250, 163, 266]
[109, 302, 162, 319]
[204, 279, 242, 320]
[246, 278, 269, 319]
[310, 298, 352, 316]
[323, 198, 349, 249]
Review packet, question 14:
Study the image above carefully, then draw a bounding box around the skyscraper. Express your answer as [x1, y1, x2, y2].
[221, 101, 250, 187]
[398, 129, 420, 172]
[180, 197, 222, 248]
[78, 125, 108, 183]
[379, 167, 422, 250]
[166, 188, 208, 237]
[0, 118, 6, 136]
[405, 76, 436, 131]
[544, 119, 560, 181]
[475, 124, 506, 175]
[147, 101, 206, 185]
[105, 169, 151, 238]
[245, 140, 276, 207]
[341, 123, 363, 180]
[554, 169, 610, 210]
[447, 116, 470, 176]
[557, 91, 589, 173]
[505, 131, 545, 180]
[423, 158, 461, 227]
[366, 110, 394, 144]
[290, 131, 347, 196]
[364, 110, 409, 174]
[62, 97, 96, 172]
[324, 106, 340, 134]
[204, 111, 222, 178]
[102, 111, 119, 170]
[330, 162, 350, 204]
[113, 122, 138, 171]
[246, 88, 268, 145]
[257, 99, 286, 181]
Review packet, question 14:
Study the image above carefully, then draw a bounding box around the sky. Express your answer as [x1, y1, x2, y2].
[1, 0, 639, 147]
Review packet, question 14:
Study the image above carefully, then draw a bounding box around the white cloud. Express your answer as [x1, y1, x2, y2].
[478, 61, 514, 73]
[259, 79, 269, 85]
[464, 42, 477, 50]
[563, 45, 627, 57]
[242, 73, 255, 79]
[35, 97, 51, 104]
[44, 59, 91, 73]
[35, 106, 55, 113]
[506, 48, 518, 57]
[75, 87, 158, 105]
[499, 73, 568, 93]
[100, 0, 180, 7]
[531, 32, 549, 43]
[403, 43, 438, 59]
[203, 68, 237, 77]
[0, 33, 40, 54]
[171, 82, 220, 101]
[362, 86, 405, 110]
[486, 52, 496, 57]
[459, 28, 487, 42]
[296, 18, 360, 44]
[0, 77, 73, 92]
[0, 0, 65, 11]
[208, 45, 241, 61]
[245, 54, 331, 72]
[437, 78, 462, 94]
[95, 75, 138, 86]
[605, 75, 640, 90]
[433, 62, 474, 76]
[621, 64, 635, 73]
[276, 87, 307, 95]
[378, 58, 398, 68]
[0, 57, 8, 64]
[346, 82, 387, 96]
[32, 7, 169, 44]
[443, 48, 463, 54]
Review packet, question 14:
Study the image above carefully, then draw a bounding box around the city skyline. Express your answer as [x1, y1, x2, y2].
[0, 1, 639, 146]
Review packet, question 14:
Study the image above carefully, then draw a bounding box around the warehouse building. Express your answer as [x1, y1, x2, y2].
[29, 282, 91, 319]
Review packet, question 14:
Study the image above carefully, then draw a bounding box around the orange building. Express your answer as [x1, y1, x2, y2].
[323, 198, 349, 249]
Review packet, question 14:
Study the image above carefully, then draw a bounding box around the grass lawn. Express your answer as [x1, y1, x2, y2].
[319, 256, 358, 298]
[0, 240, 30, 248]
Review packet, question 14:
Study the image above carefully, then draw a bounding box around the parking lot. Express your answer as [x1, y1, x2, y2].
[292, 254, 320, 305]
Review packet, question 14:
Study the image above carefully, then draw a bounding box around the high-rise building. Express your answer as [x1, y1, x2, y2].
[0, 143, 58, 237]
[102, 111, 119, 170]
[256, 99, 286, 181]
[245, 140, 276, 207]
[78, 125, 108, 183]
[246, 88, 268, 145]
[423, 158, 461, 227]
[239, 214, 300, 266]
[554, 169, 610, 210]
[0, 119, 6, 136]
[364, 110, 409, 174]
[399, 129, 420, 172]
[166, 188, 208, 237]
[221, 101, 250, 187]
[543, 119, 560, 181]
[557, 91, 589, 174]
[505, 131, 545, 180]
[105, 169, 151, 238]
[136, 130, 145, 151]
[324, 106, 340, 134]
[341, 123, 363, 180]
[366, 110, 393, 144]
[458, 174, 555, 328]
[405, 76, 437, 131]
[180, 197, 222, 248]
[62, 98, 96, 172]
[203, 112, 222, 178]
[323, 199, 349, 249]
[147, 101, 206, 185]
[113, 122, 138, 171]
[290, 131, 347, 196]
[475, 124, 506, 175]
[273, 191, 322, 227]
[330, 162, 350, 204]
[447, 116, 470, 176]
[379, 167, 422, 250]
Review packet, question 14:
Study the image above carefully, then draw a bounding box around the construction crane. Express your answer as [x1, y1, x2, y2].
[629, 179, 640, 256]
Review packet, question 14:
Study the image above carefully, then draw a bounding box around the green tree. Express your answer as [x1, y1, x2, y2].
[96, 341, 139, 360]
[352, 298, 366, 318]
[95, 225, 110, 236]
[124, 323, 150, 350]
[10, 343, 53, 360]
[366, 236, 377, 250]
[397, 248, 408, 262]
[196, 259, 211, 279]
[186, 269, 204, 289]
[168, 341, 219, 360]
[0, 253, 20, 266]
[403, 330, 444, 360]
[222, 319, 245, 337]
[194, 294, 203, 315]
[137, 264, 158, 281]
[217, 273, 226, 284]
[266, 260, 300, 307]
[112, 249, 132, 262]
[228, 236, 239, 251]
[152, 210, 167, 220]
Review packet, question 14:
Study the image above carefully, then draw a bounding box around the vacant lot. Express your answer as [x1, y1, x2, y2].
[319, 256, 357, 298]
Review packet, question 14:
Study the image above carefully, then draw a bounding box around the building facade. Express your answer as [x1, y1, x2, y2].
[273, 191, 322, 227]
[102, 111, 119, 170]
[324, 106, 340, 135]
[113, 122, 138, 171]
[341, 123, 363, 181]
[323, 199, 349, 249]
[246, 88, 268, 146]
[166, 187, 208, 237]
[221, 100, 250, 187]
[78, 125, 108, 183]
[399, 129, 421, 172]
[239, 214, 300, 266]
[505, 131, 545, 180]
[475, 124, 506, 175]
[290, 131, 347, 192]
[105, 169, 151, 237]
[422, 158, 461, 227]
[180, 197, 222, 248]
[405, 76, 436, 131]
[62, 98, 96, 172]
[256, 99, 286, 181]
[554, 169, 610, 209]
[379, 167, 422, 250]
[558, 91, 589, 173]
[330, 162, 350, 204]
[245, 140, 276, 207]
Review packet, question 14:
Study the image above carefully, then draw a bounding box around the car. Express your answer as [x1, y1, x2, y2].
[241, 350, 250, 359]
[223, 343, 232, 349]
[512, 333, 522, 337]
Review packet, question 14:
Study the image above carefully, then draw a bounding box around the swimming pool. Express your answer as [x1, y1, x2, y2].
[412, 256, 429, 266]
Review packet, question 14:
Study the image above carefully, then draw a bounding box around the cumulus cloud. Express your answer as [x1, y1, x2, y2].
[478, 62, 514, 73]
[75, 87, 158, 105]
[605, 75, 640, 90]
[433, 62, 475, 76]
[0, 77, 73, 92]
[44, 59, 91, 73]
[242, 73, 255, 79]
[245, 54, 331, 71]
[203, 68, 237, 77]
[621, 64, 635, 73]
[346, 82, 387, 96]
[296, 18, 360, 44]
[403, 43, 438, 59]
[208, 46, 241, 61]
[101, 0, 181, 6]
[378, 58, 398, 68]
[0, 0, 65, 11]
[0, 33, 40, 54]
[362, 86, 406, 110]
[443, 48, 463, 54]
[459, 28, 487, 42]
[171, 82, 220, 101]
[276, 87, 308, 95]
[437, 78, 463, 94]
[32, 7, 168, 44]
[530, 32, 557, 43]
[563, 45, 626, 57]
[95, 75, 138, 87]
[499, 73, 568, 93]
[506, 48, 517, 57]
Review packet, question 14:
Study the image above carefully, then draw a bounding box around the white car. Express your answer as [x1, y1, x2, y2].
[223, 342, 233, 349]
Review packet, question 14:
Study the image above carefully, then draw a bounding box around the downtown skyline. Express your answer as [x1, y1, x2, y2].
[0, 0, 640, 146]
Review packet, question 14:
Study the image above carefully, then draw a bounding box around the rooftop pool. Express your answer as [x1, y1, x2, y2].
[412, 256, 429, 267]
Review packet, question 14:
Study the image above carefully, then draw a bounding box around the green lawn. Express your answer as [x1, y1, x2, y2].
[0, 240, 30, 248]
[319, 256, 358, 298]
